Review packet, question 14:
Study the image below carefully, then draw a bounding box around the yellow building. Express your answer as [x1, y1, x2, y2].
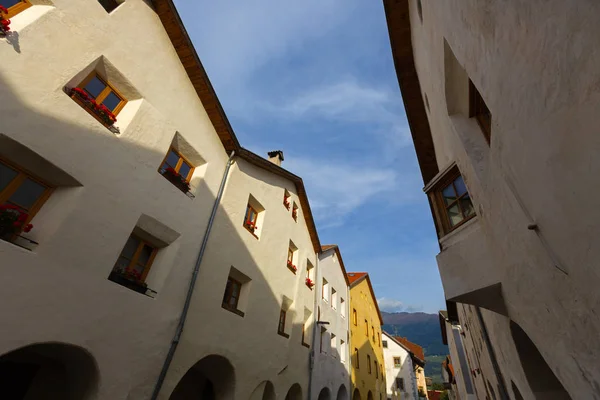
[347, 272, 386, 400]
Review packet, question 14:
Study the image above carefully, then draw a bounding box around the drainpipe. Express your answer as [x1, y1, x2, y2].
[150, 150, 236, 400]
[475, 307, 509, 400]
[307, 253, 321, 400]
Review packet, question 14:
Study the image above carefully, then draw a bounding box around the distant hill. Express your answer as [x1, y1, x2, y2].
[382, 311, 448, 383]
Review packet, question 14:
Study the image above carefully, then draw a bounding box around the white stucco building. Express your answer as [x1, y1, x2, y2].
[384, 0, 600, 399]
[311, 245, 352, 400]
[381, 332, 418, 400]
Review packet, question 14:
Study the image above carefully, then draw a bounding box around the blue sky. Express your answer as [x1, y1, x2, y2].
[174, 0, 445, 313]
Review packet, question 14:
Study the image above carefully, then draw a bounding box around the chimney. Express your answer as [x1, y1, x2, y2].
[267, 150, 284, 166]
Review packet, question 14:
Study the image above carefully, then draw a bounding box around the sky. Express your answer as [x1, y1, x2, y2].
[174, 0, 445, 314]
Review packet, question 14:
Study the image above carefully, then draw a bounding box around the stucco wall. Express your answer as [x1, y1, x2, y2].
[349, 278, 385, 399]
[404, 0, 600, 397]
[160, 157, 318, 398]
[313, 248, 351, 399]
[0, 0, 231, 398]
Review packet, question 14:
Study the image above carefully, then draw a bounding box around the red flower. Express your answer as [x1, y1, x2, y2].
[23, 224, 33, 233]
[12, 221, 21, 227]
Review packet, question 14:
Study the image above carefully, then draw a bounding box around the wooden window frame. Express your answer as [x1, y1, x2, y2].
[427, 167, 476, 236]
[469, 80, 491, 144]
[2, 0, 32, 18]
[383, 340, 388, 348]
[367, 355, 372, 374]
[222, 276, 242, 311]
[278, 308, 289, 338]
[116, 234, 158, 282]
[394, 357, 401, 368]
[0, 157, 54, 227]
[159, 147, 195, 183]
[78, 71, 127, 115]
[243, 204, 259, 238]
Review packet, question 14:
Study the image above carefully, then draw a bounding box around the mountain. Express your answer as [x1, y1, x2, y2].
[382, 311, 448, 383]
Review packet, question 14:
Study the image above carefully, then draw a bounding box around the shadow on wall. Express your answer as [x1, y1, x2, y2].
[352, 335, 385, 400]
[0, 67, 306, 400]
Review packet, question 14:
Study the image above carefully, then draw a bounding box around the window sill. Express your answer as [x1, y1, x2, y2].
[221, 303, 245, 318]
[108, 271, 151, 296]
[243, 224, 259, 239]
[306, 284, 314, 290]
[302, 342, 310, 348]
[287, 264, 297, 274]
[0, 234, 38, 252]
[277, 331, 290, 339]
[439, 215, 479, 249]
[66, 88, 120, 134]
[159, 170, 195, 198]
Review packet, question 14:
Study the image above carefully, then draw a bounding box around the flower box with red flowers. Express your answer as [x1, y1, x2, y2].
[283, 198, 290, 210]
[108, 269, 148, 295]
[287, 260, 297, 273]
[162, 167, 192, 194]
[66, 86, 120, 134]
[305, 278, 315, 289]
[0, 6, 10, 36]
[0, 204, 33, 238]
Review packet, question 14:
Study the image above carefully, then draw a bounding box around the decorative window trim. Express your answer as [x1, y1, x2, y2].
[426, 165, 476, 237]
[0, 0, 31, 19]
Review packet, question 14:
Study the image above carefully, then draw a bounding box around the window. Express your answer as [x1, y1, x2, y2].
[340, 298, 346, 318]
[301, 321, 310, 348]
[331, 288, 337, 310]
[396, 378, 405, 391]
[365, 320, 369, 336]
[159, 147, 195, 194]
[353, 309, 357, 326]
[330, 334, 337, 358]
[322, 278, 329, 302]
[394, 357, 401, 367]
[109, 234, 157, 294]
[354, 348, 359, 369]
[375, 362, 378, 378]
[283, 189, 291, 210]
[71, 72, 127, 129]
[340, 340, 346, 363]
[320, 327, 327, 354]
[0, 0, 31, 18]
[292, 202, 298, 221]
[428, 167, 476, 235]
[222, 277, 242, 313]
[469, 79, 492, 144]
[278, 308, 288, 338]
[0, 158, 52, 239]
[372, 326, 375, 342]
[97, 0, 121, 13]
[378, 334, 381, 347]
[367, 355, 372, 374]
[244, 204, 259, 236]
[382, 340, 388, 348]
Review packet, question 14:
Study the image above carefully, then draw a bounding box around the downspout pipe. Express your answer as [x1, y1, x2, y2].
[150, 150, 236, 400]
[307, 253, 321, 400]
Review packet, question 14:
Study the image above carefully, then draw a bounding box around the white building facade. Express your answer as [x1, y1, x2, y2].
[382, 332, 418, 400]
[311, 245, 352, 400]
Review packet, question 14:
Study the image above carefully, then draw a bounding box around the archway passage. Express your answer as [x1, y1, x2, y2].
[285, 383, 302, 400]
[352, 388, 361, 400]
[366, 391, 373, 400]
[249, 381, 275, 400]
[0, 342, 99, 400]
[336, 384, 348, 400]
[318, 387, 332, 400]
[169, 354, 235, 400]
[510, 321, 571, 400]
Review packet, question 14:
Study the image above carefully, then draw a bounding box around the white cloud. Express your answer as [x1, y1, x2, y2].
[377, 298, 421, 313]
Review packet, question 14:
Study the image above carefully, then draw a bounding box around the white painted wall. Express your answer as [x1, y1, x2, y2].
[382, 332, 417, 400]
[312, 247, 351, 399]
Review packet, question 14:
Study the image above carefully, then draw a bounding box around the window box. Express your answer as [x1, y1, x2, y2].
[305, 277, 315, 289]
[66, 87, 120, 134]
[244, 204, 259, 237]
[108, 271, 148, 295]
[0, 6, 11, 36]
[286, 260, 297, 273]
[161, 167, 193, 196]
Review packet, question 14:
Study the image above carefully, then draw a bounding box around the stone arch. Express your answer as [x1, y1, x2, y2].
[318, 387, 332, 400]
[352, 388, 361, 400]
[249, 380, 275, 400]
[367, 391, 373, 400]
[510, 321, 571, 400]
[336, 384, 348, 400]
[169, 354, 235, 400]
[0, 341, 99, 400]
[285, 383, 302, 400]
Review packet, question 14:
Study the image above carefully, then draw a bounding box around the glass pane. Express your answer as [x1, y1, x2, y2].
[447, 204, 463, 227]
[120, 236, 140, 259]
[179, 162, 191, 179]
[165, 151, 180, 169]
[83, 76, 107, 99]
[8, 178, 46, 210]
[137, 244, 154, 266]
[223, 280, 232, 304]
[460, 194, 475, 218]
[102, 91, 122, 112]
[0, 163, 18, 192]
[0, 0, 22, 8]
[442, 183, 457, 206]
[454, 176, 468, 196]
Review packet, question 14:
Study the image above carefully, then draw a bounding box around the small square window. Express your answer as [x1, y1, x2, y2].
[109, 234, 157, 295]
[394, 357, 401, 368]
[159, 147, 195, 195]
[469, 79, 492, 144]
[331, 288, 337, 310]
[292, 202, 298, 221]
[354, 348, 360, 369]
[367, 355, 372, 374]
[353, 309, 357, 326]
[306, 260, 315, 289]
[322, 278, 330, 302]
[287, 241, 298, 273]
[243, 195, 264, 239]
[340, 298, 346, 317]
[396, 377, 405, 391]
[222, 277, 243, 315]
[382, 340, 388, 348]
[283, 189, 291, 210]
[278, 308, 288, 338]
